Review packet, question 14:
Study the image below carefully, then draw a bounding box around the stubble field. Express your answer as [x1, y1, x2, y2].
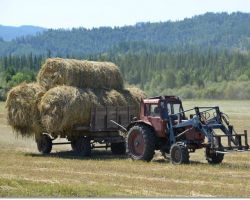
[0, 100, 250, 197]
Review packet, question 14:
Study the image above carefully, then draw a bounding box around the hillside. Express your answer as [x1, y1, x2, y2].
[0, 12, 250, 56]
[0, 12, 250, 100]
[0, 25, 46, 41]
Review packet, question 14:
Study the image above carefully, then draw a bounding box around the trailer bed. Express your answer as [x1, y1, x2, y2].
[74, 106, 137, 132]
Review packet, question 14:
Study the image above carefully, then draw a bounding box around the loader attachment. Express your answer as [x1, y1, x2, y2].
[168, 106, 250, 154]
[193, 106, 249, 153]
[211, 130, 249, 153]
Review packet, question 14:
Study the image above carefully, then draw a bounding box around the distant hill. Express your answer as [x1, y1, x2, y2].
[1, 12, 250, 100]
[0, 25, 46, 41]
[0, 12, 250, 56]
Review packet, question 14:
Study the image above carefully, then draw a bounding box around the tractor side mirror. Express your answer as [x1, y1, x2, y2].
[190, 114, 194, 119]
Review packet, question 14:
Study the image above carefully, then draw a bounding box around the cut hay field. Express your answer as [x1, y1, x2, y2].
[0, 100, 250, 197]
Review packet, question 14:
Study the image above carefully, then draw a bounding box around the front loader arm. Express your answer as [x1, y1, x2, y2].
[170, 106, 249, 152]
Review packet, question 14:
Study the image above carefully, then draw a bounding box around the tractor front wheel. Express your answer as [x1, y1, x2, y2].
[127, 125, 155, 162]
[36, 134, 52, 154]
[170, 143, 189, 164]
[205, 147, 224, 164]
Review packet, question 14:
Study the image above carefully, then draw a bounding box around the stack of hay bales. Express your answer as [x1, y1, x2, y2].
[6, 58, 146, 138]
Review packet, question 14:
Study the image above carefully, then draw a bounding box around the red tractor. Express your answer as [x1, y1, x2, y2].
[126, 96, 249, 164]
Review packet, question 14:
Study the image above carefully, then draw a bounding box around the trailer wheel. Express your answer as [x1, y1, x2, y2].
[36, 134, 52, 154]
[111, 142, 126, 155]
[72, 137, 91, 156]
[127, 125, 155, 162]
[71, 141, 77, 152]
[170, 143, 189, 164]
[205, 147, 224, 164]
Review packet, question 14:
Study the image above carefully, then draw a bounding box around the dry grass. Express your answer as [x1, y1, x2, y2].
[0, 100, 250, 197]
[37, 58, 124, 90]
[5, 83, 45, 137]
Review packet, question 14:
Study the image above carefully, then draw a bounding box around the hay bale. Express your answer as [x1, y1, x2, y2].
[37, 58, 124, 90]
[39, 86, 146, 136]
[123, 86, 147, 107]
[5, 83, 45, 137]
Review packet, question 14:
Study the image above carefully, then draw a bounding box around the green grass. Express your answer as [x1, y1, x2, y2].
[0, 177, 119, 197]
[1, 100, 250, 197]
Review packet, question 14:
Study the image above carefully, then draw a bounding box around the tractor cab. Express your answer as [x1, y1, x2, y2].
[139, 96, 185, 138]
[141, 96, 185, 118]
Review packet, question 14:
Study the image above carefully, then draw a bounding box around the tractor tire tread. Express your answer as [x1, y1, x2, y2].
[170, 143, 190, 164]
[205, 147, 224, 164]
[127, 125, 155, 162]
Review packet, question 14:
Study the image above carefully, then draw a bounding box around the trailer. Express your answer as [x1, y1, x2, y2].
[36, 106, 137, 156]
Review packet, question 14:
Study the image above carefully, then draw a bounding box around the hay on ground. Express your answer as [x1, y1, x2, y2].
[39, 86, 146, 136]
[5, 83, 46, 137]
[37, 58, 124, 90]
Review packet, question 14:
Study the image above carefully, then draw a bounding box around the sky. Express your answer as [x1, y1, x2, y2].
[1, 0, 250, 29]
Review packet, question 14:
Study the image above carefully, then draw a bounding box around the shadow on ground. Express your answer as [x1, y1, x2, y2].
[152, 158, 207, 165]
[25, 150, 208, 165]
[25, 150, 250, 169]
[25, 149, 129, 160]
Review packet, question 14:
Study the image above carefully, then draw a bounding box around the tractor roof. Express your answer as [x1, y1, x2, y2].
[143, 96, 181, 104]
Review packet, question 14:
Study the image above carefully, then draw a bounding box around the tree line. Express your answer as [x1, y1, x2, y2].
[0, 45, 250, 100]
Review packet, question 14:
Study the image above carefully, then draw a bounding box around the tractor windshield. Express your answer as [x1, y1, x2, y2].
[167, 102, 184, 116]
[173, 103, 182, 114]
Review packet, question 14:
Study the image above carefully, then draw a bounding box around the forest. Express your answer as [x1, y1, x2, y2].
[0, 12, 250, 100]
[1, 44, 250, 100]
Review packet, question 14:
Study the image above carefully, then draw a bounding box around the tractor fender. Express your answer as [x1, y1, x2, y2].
[127, 120, 154, 132]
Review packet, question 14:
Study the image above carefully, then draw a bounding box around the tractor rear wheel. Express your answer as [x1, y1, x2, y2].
[127, 125, 155, 162]
[111, 142, 126, 155]
[205, 147, 224, 164]
[36, 134, 52, 154]
[71, 137, 91, 156]
[170, 143, 189, 164]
